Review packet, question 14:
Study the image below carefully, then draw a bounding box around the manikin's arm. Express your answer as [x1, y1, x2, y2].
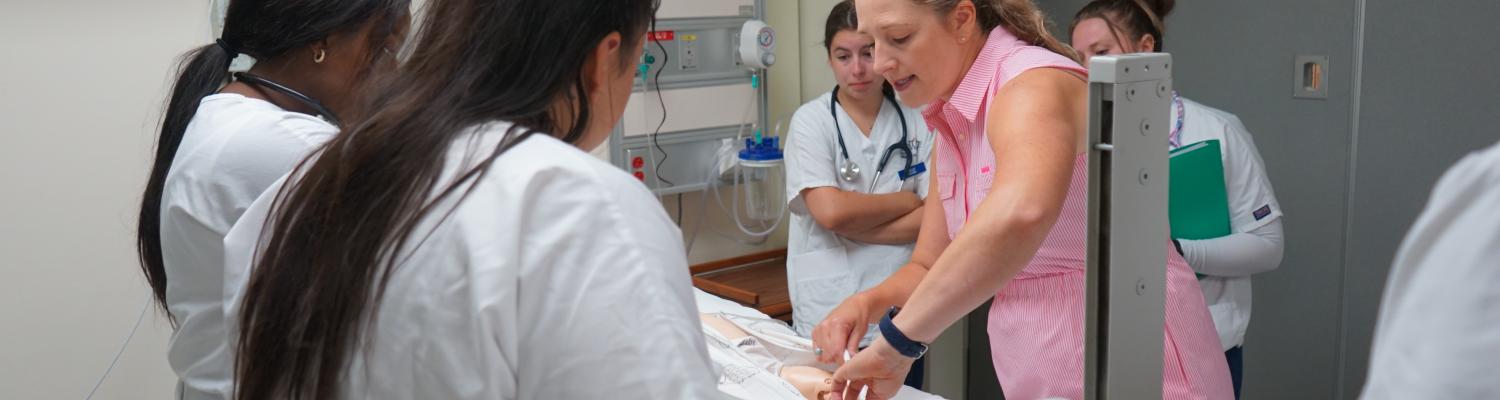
[701, 314, 750, 340]
[701, 314, 833, 400]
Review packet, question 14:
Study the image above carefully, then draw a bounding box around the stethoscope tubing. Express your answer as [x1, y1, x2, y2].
[233, 72, 342, 128]
[830, 85, 913, 190]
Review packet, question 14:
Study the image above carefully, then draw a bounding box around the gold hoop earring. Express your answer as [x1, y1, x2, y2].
[314, 49, 326, 64]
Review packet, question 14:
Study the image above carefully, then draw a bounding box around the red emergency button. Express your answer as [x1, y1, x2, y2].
[632, 157, 645, 169]
[633, 171, 646, 181]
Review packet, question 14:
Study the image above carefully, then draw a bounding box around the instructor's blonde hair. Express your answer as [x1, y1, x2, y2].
[913, 0, 1080, 62]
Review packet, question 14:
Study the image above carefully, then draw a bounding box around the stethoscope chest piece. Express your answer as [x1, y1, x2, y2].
[839, 159, 861, 182]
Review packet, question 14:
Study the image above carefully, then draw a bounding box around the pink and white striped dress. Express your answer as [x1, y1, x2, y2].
[922, 27, 1233, 399]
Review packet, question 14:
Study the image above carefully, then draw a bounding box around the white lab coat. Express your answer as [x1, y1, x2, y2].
[1171, 97, 1285, 351]
[783, 91, 935, 339]
[1361, 140, 1500, 399]
[160, 93, 336, 400]
[222, 123, 719, 399]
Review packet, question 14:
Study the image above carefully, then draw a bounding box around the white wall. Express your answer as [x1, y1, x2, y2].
[0, 1, 207, 399]
[799, 0, 843, 102]
[671, 0, 807, 264]
[672, 0, 852, 264]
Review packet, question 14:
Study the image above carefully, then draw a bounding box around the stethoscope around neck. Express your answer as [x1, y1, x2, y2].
[232, 72, 342, 128]
[831, 85, 914, 192]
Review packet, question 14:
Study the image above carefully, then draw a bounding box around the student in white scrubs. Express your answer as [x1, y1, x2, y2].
[221, 0, 718, 398]
[783, 0, 934, 388]
[1361, 140, 1500, 399]
[1072, 1, 1285, 396]
[133, 1, 408, 398]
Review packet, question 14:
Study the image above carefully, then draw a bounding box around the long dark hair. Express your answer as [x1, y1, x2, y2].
[1072, 0, 1175, 52]
[135, 0, 408, 323]
[232, 0, 657, 398]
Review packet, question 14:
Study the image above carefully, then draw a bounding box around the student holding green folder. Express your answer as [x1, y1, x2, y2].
[1072, 1, 1286, 398]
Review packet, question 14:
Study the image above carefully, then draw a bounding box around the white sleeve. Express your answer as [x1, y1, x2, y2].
[1180, 114, 1286, 277]
[518, 164, 718, 399]
[1179, 218, 1284, 277]
[1220, 115, 1283, 232]
[783, 104, 840, 214]
[220, 175, 287, 370]
[1361, 141, 1500, 399]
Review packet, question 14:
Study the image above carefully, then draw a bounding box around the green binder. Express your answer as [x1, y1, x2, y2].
[1169, 139, 1232, 240]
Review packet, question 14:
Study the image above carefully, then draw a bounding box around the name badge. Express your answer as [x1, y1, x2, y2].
[898, 162, 927, 180]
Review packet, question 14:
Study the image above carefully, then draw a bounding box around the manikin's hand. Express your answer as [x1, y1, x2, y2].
[812, 293, 876, 365]
[780, 365, 835, 400]
[829, 339, 912, 400]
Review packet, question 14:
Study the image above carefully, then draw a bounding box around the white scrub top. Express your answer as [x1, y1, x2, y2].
[783, 91, 935, 338]
[1361, 140, 1500, 399]
[222, 122, 719, 399]
[1171, 97, 1285, 350]
[160, 93, 336, 399]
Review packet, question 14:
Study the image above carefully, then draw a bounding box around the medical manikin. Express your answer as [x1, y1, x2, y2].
[694, 289, 942, 400]
[702, 313, 835, 400]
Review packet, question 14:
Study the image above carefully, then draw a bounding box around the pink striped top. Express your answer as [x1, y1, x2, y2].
[923, 27, 1234, 399]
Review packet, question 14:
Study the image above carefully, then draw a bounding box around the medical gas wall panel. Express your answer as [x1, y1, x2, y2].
[656, 0, 755, 19]
[614, 1, 769, 195]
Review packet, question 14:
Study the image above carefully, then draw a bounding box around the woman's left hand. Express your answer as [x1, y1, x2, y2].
[828, 339, 913, 400]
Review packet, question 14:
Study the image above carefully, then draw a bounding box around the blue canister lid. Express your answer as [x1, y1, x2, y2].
[738, 135, 783, 161]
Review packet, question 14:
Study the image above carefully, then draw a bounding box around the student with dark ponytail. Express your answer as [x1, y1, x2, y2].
[1072, 2, 1286, 397]
[219, 0, 718, 398]
[135, 1, 408, 398]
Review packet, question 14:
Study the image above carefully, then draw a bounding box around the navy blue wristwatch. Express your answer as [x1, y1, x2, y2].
[879, 306, 929, 359]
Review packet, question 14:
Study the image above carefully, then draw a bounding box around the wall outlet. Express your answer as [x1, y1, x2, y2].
[679, 35, 699, 70]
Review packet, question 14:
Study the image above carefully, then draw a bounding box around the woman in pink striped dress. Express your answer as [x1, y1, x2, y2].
[810, 0, 1233, 399]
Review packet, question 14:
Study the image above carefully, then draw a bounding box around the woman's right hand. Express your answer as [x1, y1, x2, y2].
[812, 292, 877, 365]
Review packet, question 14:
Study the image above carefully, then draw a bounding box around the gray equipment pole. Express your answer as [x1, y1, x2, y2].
[1084, 53, 1173, 400]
